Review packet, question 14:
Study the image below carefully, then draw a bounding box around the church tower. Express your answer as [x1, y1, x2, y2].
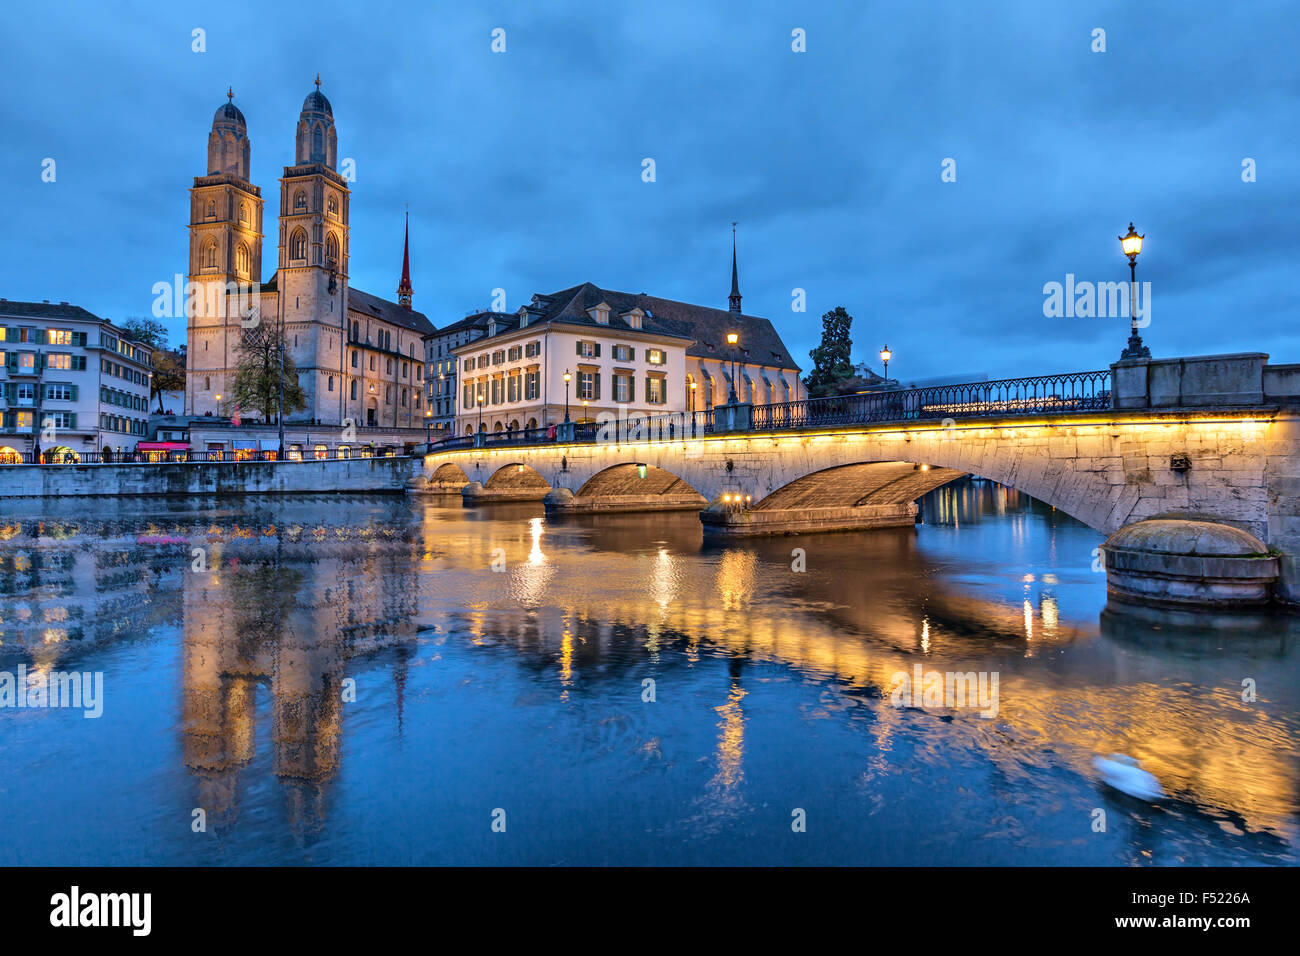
[276, 76, 351, 424]
[728, 223, 742, 315]
[187, 89, 264, 416]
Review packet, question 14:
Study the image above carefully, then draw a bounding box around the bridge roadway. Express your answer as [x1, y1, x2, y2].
[416, 355, 1300, 601]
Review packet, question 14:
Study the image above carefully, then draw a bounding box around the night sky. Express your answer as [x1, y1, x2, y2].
[2, 0, 1296, 381]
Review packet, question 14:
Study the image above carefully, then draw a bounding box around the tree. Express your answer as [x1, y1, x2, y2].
[228, 326, 307, 423]
[150, 349, 186, 413]
[118, 316, 170, 351]
[804, 306, 855, 397]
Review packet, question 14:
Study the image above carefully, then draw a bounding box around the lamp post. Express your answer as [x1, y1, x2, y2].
[562, 369, 572, 423]
[1118, 222, 1150, 360]
[582, 399, 588, 422]
[477, 390, 484, 433]
[879, 345, 891, 383]
[726, 332, 739, 404]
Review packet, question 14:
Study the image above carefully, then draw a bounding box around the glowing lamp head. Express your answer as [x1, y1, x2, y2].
[636, 464, 647, 479]
[1120, 222, 1144, 259]
[726, 332, 739, 346]
[879, 346, 892, 364]
[563, 370, 572, 383]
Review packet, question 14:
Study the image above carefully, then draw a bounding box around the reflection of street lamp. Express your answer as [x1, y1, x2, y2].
[1118, 222, 1150, 360]
[726, 332, 739, 403]
[562, 369, 572, 423]
[879, 345, 891, 381]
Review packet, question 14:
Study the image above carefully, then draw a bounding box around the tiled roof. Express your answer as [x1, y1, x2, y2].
[427, 311, 495, 339]
[347, 287, 436, 336]
[532, 282, 801, 371]
[259, 274, 434, 335]
[0, 299, 104, 323]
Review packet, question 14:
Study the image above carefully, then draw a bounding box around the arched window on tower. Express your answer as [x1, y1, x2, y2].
[206, 199, 216, 220]
[350, 380, 357, 400]
[235, 243, 249, 277]
[203, 240, 218, 271]
[238, 202, 248, 224]
[289, 228, 308, 262]
[325, 233, 339, 267]
[294, 190, 307, 211]
[328, 195, 338, 216]
[312, 123, 324, 160]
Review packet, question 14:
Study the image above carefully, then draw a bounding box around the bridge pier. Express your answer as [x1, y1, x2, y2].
[700, 500, 918, 536]
[543, 486, 706, 515]
[461, 480, 550, 505]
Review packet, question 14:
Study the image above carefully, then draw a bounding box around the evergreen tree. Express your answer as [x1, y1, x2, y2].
[804, 306, 855, 397]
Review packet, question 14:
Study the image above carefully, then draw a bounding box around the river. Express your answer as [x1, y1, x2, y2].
[0, 479, 1296, 865]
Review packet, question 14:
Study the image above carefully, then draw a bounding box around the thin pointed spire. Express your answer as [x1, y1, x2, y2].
[397, 210, 413, 308]
[728, 222, 742, 314]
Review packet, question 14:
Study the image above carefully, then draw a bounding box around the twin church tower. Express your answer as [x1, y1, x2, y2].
[186, 80, 433, 429]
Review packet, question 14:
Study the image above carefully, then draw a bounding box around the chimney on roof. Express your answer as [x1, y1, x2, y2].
[728, 223, 742, 315]
[397, 210, 413, 309]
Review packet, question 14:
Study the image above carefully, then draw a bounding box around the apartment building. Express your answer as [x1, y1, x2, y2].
[0, 300, 153, 459]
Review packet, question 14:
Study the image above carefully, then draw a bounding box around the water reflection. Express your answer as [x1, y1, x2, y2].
[0, 481, 1296, 865]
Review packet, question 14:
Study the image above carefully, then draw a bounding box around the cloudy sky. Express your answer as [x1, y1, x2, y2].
[2, 0, 1296, 381]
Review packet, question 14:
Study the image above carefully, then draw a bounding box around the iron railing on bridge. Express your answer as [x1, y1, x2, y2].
[427, 369, 1112, 451]
[751, 369, 1112, 431]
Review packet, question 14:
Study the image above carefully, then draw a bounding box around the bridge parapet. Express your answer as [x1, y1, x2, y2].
[1112, 352, 1300, 409]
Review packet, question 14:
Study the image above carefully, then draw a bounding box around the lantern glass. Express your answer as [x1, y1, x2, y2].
[726, 332, 739, 346]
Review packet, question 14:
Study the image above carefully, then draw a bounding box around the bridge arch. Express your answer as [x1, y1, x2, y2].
[751, 462, 969, 512]
[575, 463, 707, 501]
[484, 462, 551, 493]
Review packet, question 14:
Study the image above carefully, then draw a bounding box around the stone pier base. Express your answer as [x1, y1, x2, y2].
[461, 480, 550, 505]
[543, 487, 706, 515]
[700, 502, 919, 537]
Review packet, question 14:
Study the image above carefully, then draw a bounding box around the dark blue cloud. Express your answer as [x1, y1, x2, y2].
[1, 0, 1295, 381]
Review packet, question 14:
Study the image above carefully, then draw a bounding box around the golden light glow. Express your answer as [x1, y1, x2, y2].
[1120, 222, 1144, 258]
[879, 345, 892, 364]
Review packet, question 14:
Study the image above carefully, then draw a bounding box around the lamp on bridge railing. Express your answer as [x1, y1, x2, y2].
[726, 332, 740, 403]
[879, 345, 891, 382]
[562, 369, 572, 423]
[476, 390, 484, 433]
[1118, 222, 1150, 361]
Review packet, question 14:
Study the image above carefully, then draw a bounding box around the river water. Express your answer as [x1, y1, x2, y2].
[0, 480, 1296, 865]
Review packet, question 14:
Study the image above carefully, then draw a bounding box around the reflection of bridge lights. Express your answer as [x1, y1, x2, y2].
[528, 517, 545, 566]
[1041, 593, 1059, 636]
[1023, 599, 1034, 641]
[921, 617, 931, 654]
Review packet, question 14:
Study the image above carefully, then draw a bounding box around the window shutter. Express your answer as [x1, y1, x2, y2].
[594, 373, 601, 401]
[68, 413, 76, 429]
[628, 374, 634, 403]
[628, 347, 635, 361]
[594, 343, 601, 358]
[576, 341, 582, 356]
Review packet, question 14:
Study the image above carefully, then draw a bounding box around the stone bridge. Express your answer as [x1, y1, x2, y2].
[416, 353, 1300, 601]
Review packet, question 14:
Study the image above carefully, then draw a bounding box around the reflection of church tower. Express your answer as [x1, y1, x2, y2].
[187, 89, 264, 416]
[276, 76, 351, 425]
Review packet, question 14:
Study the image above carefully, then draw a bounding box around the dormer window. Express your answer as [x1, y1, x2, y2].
[487, 318, 498, 336]
[622, 308, 644, 330]
[588, 302, 611, 325]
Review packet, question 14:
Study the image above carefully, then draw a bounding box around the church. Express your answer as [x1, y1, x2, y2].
[185, 80, 434, 436]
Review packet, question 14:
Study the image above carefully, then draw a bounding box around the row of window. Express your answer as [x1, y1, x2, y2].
[0, 327, 90, 347]
[100, 387, 147, 411]
[100, 414, 146, 435]
[2, 351, 89, 372]
[1, 410, 85, 431]
[463, 371, 541, 408]
[101, 357, 146, 384]
[464, 340, 542, 371]
[1, 383, 81, 403]
[349, 349, 422, 380]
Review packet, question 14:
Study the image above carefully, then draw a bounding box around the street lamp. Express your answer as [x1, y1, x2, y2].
[562, 369, 572, 423]
[726, 331, 739, 404]
[477, 390, 484, 433]
[582, 399, 589, 422]
[1118, 222, 1150, 360]
[879, 345, 891, 382]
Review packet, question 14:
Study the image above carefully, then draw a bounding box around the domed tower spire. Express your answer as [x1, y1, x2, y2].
[397, 210, 413, 309]
[295, 75, 337, 169]
[728, 222, 742, 314]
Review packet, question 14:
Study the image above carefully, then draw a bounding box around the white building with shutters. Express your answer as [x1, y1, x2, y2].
[449, 280, 803, 436]
[0, 300, 154, 459]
